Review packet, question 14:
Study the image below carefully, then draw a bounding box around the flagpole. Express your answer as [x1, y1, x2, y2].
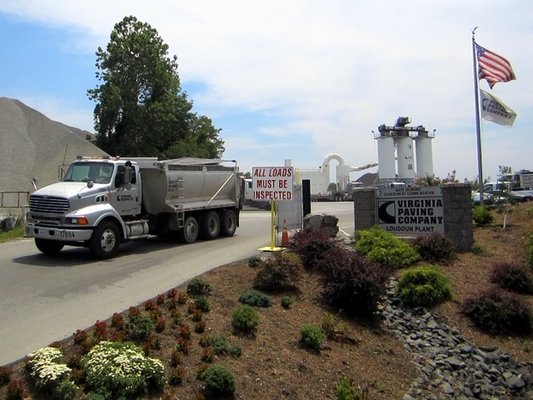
[472, 27, 484, 205]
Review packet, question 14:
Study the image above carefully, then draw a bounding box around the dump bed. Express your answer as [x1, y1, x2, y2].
[137, 158, 240, 214]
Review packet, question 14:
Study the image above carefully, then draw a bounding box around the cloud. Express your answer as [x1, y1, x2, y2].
[1, 0, 532, 180]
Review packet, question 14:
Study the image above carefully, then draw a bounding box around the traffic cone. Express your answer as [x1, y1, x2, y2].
[281, 228, 289, 247]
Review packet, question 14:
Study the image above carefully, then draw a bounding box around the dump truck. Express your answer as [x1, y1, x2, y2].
[25, 156, 242, 259]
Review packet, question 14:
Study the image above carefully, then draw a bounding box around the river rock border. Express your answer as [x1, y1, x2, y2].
[378, 279, 533, 400]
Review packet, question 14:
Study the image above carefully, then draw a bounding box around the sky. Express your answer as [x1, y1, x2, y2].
[0, 0, 532, 183]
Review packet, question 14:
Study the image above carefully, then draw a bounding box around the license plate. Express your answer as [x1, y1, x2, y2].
[59, 230, 75, 239]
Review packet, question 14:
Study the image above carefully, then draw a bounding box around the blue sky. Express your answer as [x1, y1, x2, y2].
[1, 1, 532, 182]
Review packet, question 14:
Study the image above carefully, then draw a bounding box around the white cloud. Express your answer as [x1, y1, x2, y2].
[1, 0, 532, 180]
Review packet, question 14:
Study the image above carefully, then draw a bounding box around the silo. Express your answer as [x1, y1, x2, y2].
[396, 134, 415, 181]
[415, 135, 434, 178]
[376, 134, 395, 181]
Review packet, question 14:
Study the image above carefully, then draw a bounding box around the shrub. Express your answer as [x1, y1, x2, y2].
[248, 256, 262, 268]
[462, 288, 532, 335]
[26, 346, 78, 399]
[290, 229, 341, 270]
[354, 226, 421, 269]
[472, 205, 494, 226]
[81, 341, 165, 399]
[239, 289, 272, 307]
[200, 364, 236, 397]
[206, 335, 242, 359]
[335, 376, 369, 400]
[281, 295, 293, 309]
[319, 247, 391, 317]
[397, 266, 453, 307]
[0, 366, 12, 387]
[253, 251, 302, 292]
[490, 261, 533, 294]
[5, 379, 24, 400]
[168, 366, 185, 386]
[300, 324, 325, 351]
[187, 278, 212, 296]
[193, 296, 211, 312]
[232, 305, 260, 334]
[127, 315, 155, 341]
[413, 233, 456, 265]
[111, 313, 124, 329]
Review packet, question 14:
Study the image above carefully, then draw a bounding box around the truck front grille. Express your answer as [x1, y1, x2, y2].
[29, 195, 69, 215]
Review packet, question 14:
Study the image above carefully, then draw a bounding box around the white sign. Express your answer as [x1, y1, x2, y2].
[252, 167, 294, 201]
[377, 186, 444, 235]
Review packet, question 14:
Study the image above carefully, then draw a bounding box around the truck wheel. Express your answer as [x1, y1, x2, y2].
[200, 211, 220, 240]
[180, 216, 199, 243]
[90, 221, 120, 259]
[35, 238, 64, 255]
[220, 209, 237, 237]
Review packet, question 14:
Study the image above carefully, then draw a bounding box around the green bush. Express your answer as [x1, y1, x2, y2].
[127, 315, 155, 341]
[232, 305, 260, 334]
[354, 226, 421, 269]
[396, 266, 452, 307]
[200, 364, 236, 397]
[413, 233, 456, 265]
[300, 324, 325, 351]
[490, 261, 533, 294]
[193, 296, 211, 312]
[335, 376, 368, 400]
[239, 289, 272, 307]
[281, 295, 293, 309]
[209, 335, 242, 358]
[81, 341, 165, 399]
[253, 251, 302, 292]
[247, 256, 262, 268]
[462, 288, 532, 335]
[186, 277, 212, 296]
[319, 247, 391, 317]
[472, 205, 494, 226]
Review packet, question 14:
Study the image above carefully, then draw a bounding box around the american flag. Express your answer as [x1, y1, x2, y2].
[476, 44, 516, 89]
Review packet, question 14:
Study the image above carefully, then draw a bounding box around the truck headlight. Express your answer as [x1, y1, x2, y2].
[66, 217, 89, 225]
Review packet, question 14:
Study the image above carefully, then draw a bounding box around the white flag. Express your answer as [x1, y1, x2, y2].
[480, 89, 517, 127]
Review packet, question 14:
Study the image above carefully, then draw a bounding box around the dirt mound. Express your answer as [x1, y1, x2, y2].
[0, 97, 107, 193]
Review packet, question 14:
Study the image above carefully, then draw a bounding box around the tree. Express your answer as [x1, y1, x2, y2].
[88, 16, 224, 158]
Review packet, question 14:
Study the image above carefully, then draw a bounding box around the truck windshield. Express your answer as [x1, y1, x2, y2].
[63, 162, 114, 184]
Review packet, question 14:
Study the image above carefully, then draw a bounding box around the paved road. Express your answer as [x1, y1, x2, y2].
[0, 202, 354, 365]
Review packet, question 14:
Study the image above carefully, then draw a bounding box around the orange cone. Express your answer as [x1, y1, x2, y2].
[281, 228, 289, 247]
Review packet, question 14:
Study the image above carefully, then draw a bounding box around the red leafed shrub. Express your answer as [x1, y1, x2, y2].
[318, 247, 391, 317]
[144, 299, 158, 312]
[489, 261, 533, 295]
[413, 233, 456, 265]
[73, 329, 88, 345]
[0, 366, 11, 387]
[6, 379, 24, 400]
[93, 320, 108, 341]
[462, 288, 532, 335]
[289, 229, 342, 270]
[111, 312, 125, 329]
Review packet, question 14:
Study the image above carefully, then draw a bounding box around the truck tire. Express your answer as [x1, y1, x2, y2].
[200, 211, 220, 240]
[35, 238, 64, 256]
[180, 216, 199, 243]
[89, 221, 120, 259]
[220, 209, 237, 237]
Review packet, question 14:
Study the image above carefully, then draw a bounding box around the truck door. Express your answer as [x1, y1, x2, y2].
[113, 164, 141, 216]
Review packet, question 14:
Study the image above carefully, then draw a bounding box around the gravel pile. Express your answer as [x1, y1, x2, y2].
[0, 97, 106, 193]
[379, 279, 533, 400]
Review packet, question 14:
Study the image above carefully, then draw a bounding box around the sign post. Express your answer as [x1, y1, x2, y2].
[252, 166, 294, 251]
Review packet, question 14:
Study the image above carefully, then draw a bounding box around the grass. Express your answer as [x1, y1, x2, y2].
[0, 225, 24, 243]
